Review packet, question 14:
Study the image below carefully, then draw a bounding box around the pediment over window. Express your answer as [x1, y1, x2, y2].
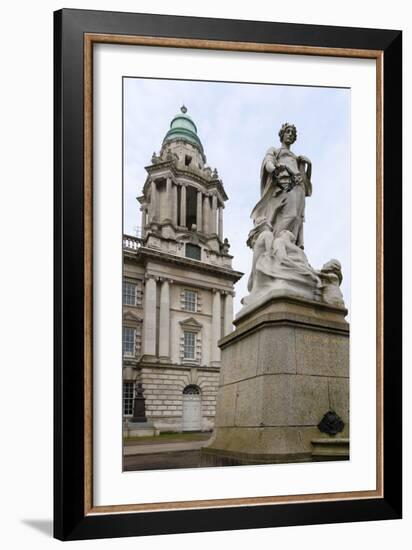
[179, 317, 202, 331]
[123, 311, 142, 322]
[178, 233, 207, 245]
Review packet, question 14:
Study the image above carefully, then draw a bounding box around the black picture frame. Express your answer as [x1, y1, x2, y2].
[54, 8, 402, 541]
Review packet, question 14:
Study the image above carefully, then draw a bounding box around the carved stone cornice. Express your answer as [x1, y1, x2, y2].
[132, 359, 220, 373]
[122, 358, 139, 368]
[179, 317, 203, 331]
[134, 246, 243, 282]
[123, 310, 142, 322]
[142, 162, 228, 201]
[221, 290, 235, 297]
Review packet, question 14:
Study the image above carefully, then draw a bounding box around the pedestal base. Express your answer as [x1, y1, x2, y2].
[311, 438, 350, 459]
[205, 295, 350, 463]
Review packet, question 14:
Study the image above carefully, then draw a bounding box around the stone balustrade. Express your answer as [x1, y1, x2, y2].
[123, 235, 143, 250]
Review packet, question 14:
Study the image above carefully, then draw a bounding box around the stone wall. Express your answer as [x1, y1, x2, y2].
[140, 365, 220, 432]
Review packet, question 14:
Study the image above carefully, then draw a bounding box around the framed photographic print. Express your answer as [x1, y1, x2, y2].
[54, 8, 402, 541]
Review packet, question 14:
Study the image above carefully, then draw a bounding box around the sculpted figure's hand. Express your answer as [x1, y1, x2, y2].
[293, 173, 304, 185]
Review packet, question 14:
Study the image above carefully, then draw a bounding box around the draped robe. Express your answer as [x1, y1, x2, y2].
[250, 146, 312, 249]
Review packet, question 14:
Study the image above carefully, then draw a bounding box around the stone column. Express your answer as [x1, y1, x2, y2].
[218, 205, 223, 240]
[142, 276, 157, 356]
[150, 180, 157, 222]
[223, 291, 234, 336]
[180, 184, 187, 228]
[211, 193, 217, 234]
[197, 190, 203, 232]
[203, 194, 210, 234]
[166, 177, 172, 221]
[172, 183, 178, 226]
[211, 289, 221, 364]
[158, 279, 170, 359]
[140, 206, 146, 239]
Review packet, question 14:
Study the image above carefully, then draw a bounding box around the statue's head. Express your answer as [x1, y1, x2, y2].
[321, 259, 343, 284]
[278, 123, 297, 145]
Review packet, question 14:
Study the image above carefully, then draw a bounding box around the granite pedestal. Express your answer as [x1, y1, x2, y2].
[203, 293, 349, 465]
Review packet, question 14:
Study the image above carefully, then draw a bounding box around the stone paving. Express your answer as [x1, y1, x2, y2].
[123, 439, 207, 456]
[123, 449, 203, 471]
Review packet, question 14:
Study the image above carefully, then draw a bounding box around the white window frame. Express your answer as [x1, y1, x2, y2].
[182, 289, 197, 312]
[122, 326, 136, 357]
[123, 381, 134, 416]
[123, 281, 137, 306]
[183, 330, 197, 360]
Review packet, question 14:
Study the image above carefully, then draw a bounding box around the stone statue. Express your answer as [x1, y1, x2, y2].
[151, 151, 161, 164]
[242, 222, 321, 306]
[251, 123, 312, 249]
[221, 238, 230, 254]
[318, 259, 345, 307]
[132, 382, 147, 423]
[239, 123, 346, 313]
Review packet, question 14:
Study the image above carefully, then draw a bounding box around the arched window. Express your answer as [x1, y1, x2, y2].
[183, 384, 201, 395]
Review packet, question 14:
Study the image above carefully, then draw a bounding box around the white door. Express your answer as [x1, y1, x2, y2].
[182, 393, 201, 431]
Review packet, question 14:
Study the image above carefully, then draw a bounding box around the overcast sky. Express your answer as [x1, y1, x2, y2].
[124, 77, 350, 315]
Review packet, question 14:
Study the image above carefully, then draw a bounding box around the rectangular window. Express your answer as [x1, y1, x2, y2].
[123, 381, 134, 416]
[183, 289, 197, 312]
[185, 243, 201, 260]
[123, 326, 136, 356]
[183, 331, 196, 360]
[123, 281, 137, 306]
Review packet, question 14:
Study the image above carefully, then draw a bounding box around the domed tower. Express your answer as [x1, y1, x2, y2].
[138, 105, 232, 261]
[123, 106, 242, 435]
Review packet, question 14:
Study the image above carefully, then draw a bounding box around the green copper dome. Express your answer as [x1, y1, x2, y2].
[162, 105, 203, 151]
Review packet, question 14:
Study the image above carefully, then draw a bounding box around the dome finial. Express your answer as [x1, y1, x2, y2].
[162, 105, 203, 152]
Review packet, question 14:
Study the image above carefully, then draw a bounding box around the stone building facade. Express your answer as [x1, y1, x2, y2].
[123, 106, 242, 434]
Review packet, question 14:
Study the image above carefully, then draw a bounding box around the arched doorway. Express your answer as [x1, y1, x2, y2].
[182, 385, 201, 431]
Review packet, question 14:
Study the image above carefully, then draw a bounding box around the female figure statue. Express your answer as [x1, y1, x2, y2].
[240, 122, 346, 312]
[251, 123, 312, 249]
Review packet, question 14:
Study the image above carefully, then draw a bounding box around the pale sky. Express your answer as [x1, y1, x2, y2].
[123, 77, 350, 315]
